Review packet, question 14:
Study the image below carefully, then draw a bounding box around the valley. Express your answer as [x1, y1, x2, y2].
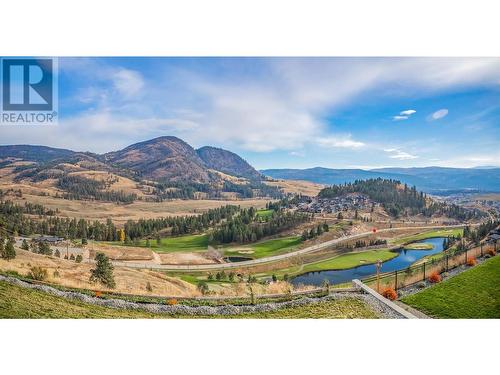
[0, 137, 498, 317]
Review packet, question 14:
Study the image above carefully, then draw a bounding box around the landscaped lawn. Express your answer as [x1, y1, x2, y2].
[0, 281, 379, 318]
[391, 228, 463, 245]
[401, 255, 500, 318]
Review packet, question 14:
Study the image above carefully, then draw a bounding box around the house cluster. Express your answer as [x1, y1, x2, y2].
[33, 235, 65, 244]
[485, 228, 500, 246]
[295, 194, 375, 214]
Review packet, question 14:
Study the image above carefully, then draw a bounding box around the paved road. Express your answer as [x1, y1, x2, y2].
[108, 224, 470, 272]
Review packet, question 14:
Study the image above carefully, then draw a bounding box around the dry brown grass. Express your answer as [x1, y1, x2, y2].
[89, 243, 155, 261]
[0, 249, 200, 297]
[157, 252, 217, 265]
[0, 188, 269, 224]
[264, 179, 325, 196]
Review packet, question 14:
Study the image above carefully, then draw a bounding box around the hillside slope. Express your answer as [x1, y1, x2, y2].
[196, 146, 261, 180]
[104, 136, 211, 183]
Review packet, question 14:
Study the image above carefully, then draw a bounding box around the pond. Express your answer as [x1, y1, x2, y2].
[223, 256, 253, 263]
[291, 237, 446, 287]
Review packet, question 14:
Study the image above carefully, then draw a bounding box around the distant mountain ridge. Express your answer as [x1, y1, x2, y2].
[0, 136, 262, 184]
[262, 166, 500, 193]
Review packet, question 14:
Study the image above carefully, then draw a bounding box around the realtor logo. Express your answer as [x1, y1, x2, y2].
[2, 59, 53, 110]
[1, 57, 58, 125]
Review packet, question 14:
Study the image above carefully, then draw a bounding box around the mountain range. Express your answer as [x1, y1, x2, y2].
[1, 136, 498, 195]
[0, 136, 261, 183]
[261, 166, 500, 193]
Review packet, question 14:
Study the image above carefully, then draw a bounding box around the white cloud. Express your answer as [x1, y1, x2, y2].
[6, 57, 499, 156]
[431, 108, 449, 120]
[393, 109, 416, 121]
[400, 109, 416, 116]
[111, 69, 145, 98]
[317, 136, 365, 149]
[384, 148, 419, 160]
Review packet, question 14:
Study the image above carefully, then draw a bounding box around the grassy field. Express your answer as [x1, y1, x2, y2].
[401, 255, 500, 318]
[0, 281, 379, 318]
[391, 228, 463, 245]
[239, 236, 302, 258]
[255, 209, 274, 219]
[111, 234, 209, 252]
[268, 248, 398, 278]
[301, 248, 397, 273]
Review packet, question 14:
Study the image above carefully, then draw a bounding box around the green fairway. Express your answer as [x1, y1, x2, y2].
[223, 236, 303, 259]
[401, 255, 500, 318]
[153, 234, 209, 252]
[270, 248, 398, 278]
[301, 248, 398, 273]
[251, 236, 302, 258]
[0, 281, 379, 319]
[391, 228, 463, 245]
[109, 234, 209, 252]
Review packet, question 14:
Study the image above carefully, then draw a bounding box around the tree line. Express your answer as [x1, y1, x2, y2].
[210, 208, 311, 244]
[57, 175, 137, 203]
[318, 178, 483, 220]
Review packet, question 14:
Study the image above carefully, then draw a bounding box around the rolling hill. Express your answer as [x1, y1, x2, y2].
[196, 146, 261, 180]
[0, 136, 275, 201]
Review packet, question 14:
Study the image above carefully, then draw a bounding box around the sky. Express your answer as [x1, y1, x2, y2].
[1, 57, 499, 170]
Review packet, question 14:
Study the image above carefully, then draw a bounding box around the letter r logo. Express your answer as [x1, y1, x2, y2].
[2, 59, 53, 111]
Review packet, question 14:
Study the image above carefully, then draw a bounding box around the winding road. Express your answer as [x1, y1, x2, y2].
[108, 224, 469, 272]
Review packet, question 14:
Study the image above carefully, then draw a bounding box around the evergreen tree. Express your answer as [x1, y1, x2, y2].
[21, 239, 29, 250]
[89, 253, 115, 288]
[2, 239, 16, 260]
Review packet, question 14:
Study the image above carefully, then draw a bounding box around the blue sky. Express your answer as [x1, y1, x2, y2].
[2, 57, 499, 169]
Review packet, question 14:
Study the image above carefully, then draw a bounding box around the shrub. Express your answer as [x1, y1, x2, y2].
[70, 254, 75, 260]
[21, 239, 30, 251]
[53, 270, 60, 278]
[467, 257, 477, 267]
[146, 282, 153, 292]
[197, 281, 209, 295]
[381, 287, 397, 301]
[75, 254, 83, 263]
[486, 249, 496, 257]
[54, 249, 61, 258]
[428, 272, 441, 283]
[166, 298, 177, 305]
[28, 266, 48, 281]
[38, 242, 52, 255]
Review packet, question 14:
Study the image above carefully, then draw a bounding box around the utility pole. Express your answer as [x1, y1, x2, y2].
[376, 259, 382, 293]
